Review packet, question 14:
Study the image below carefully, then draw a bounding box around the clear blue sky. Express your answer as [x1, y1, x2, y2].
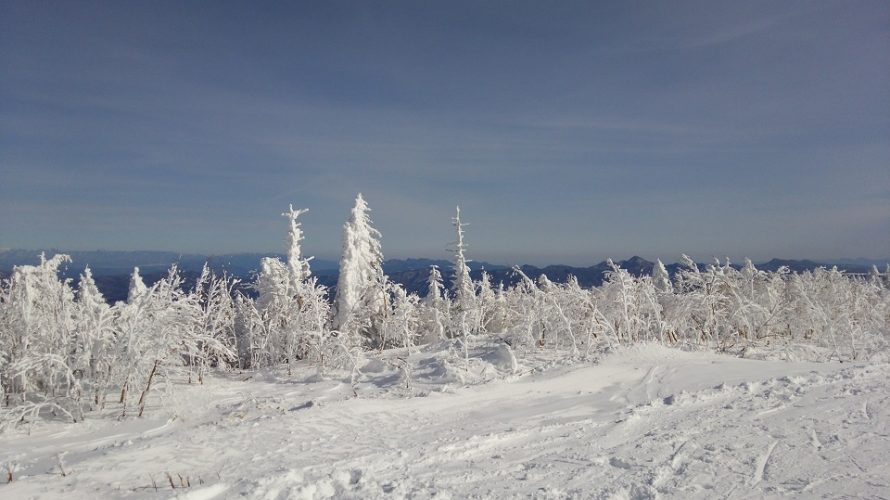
[1, 0, 888, 265]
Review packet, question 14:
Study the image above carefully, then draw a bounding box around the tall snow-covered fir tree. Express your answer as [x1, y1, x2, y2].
[333, 193, 386, 345]
[451, 206, 475, 312]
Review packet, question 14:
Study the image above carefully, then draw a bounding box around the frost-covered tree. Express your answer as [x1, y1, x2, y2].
[127, 267, 148, 304]
[116, 266, 235, 416]
[673, 255, 727, 345]
[291, 277, 335, 370]
[490, 281, 511, 334]
[251, 205, 334, 371]
[506, 267, 578, 352]
[255, 257, 289, 313]
[76, 266, 105, 309]
[191, 264, 238, 382]
[741, 258, 758, 281]
[382, 282, 420, 351]
[420, 266, 448, 342]
[283, 205, 312, 290]
[250, 256, 290, 367]
[451, 207, 475, 314]
[232, 294, 259, 368]
[0, 254, 82, 425]
[869, 265, 882, 285]
[333, 193, 386, 346]
[74, 266, 115, 406]
[477, 271, 501, 333]
[424, 266, 446, 311]
[652, 259, 672, 294]
[448, 206, 480, 365]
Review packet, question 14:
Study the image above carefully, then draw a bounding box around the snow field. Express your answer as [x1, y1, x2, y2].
[2, 343, 888, 499]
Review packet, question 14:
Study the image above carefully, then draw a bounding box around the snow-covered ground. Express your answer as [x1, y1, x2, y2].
[2, 343, 889, 499]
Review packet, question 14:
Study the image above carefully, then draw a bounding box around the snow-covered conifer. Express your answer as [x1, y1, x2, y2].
[652, 259, 672, 294]
[127, 267, 147, 304]
[424, 266, 445, 310]
[333, 193, 386, 345]
[451, 207, 475, 313]
[76, 266, 105, 310]
[450, 206, 479, 345]
[255, 257, 288, 312]
[420, 266, 448, 342]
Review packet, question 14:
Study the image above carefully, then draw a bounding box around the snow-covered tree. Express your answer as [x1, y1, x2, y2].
[652, 259, 672, 294]
[74, 266, 115, 407]
[332, 193, 386, 346]
[191, 264, 238, 382]
[420, 266, 448, 342]
[76, 266, 105, 309]
[232, 294, 259, 368]
[868, 265, 881, 285]
[451, 206, 475, 314]
[447, 205, 481, 365]
[477, 271, 501, 333]
[382, 282, 420, 351]
[282, 205, 312, 290]
[490, 281, 511, 334]
[423, 266, 446, 311]
[0, 254, 82, 425]
[255, 257, 289, 313]
[507, 267, 578, 352]
[242, 205, 338, 371]
[127, 267, 148, 304]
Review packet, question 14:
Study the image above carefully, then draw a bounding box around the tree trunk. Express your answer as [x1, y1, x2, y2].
[137, 360, 159, 417]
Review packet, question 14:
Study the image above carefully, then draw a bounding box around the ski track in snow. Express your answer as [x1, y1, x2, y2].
[2, 344, 890, 499]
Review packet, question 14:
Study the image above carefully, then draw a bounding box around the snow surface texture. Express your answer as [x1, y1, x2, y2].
[2, 342, 889, 499]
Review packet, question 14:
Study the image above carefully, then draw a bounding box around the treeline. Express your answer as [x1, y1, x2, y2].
[1, 194, 888, 428]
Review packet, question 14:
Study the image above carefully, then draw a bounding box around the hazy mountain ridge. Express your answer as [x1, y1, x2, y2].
[0, 249, 339, 277]
[2, 250, 882, 304]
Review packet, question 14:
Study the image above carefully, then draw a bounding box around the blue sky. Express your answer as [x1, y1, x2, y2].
[1, 0, 888, 265]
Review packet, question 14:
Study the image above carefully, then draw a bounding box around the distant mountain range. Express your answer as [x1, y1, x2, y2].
[0, 249, 885, 304]
[0, 249, 339, 277]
